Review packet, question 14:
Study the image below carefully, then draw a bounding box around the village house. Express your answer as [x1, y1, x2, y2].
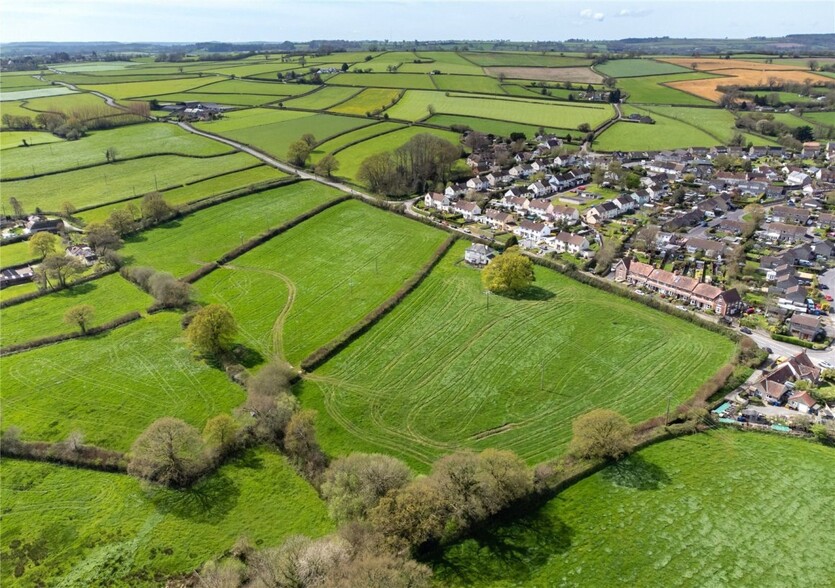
[553, 231, 589, 255]
[528, 181, 552, 198]
[515, 220, 552, 241]
[584, 201, 620, 225]
[789, 314, 822, 341]
[424, 191, 452, 211]
[551, 205, 579, 224]
[527, 198, 554, 219]
[771, 205, 810, 225]
[25, 215, 64, 234]
[452, 200, 482, 220]
[445, 183, 468, 198]
[684, 237, 726, 258]
[751, 351, 821, 405]
[466, 176, 488, 191]
[481, 209, 515, 231]
[464, 243, 496, 266]
[503, 194, 531, 212]
[763, 222, 808, 243]
[787, 390, 818, 414]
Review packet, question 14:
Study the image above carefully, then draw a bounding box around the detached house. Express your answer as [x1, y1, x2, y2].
[789, 314, 822, 341]
[466, 176, 488, 191]
[464, 243, 496, 266]
[424, 192, 451, 211]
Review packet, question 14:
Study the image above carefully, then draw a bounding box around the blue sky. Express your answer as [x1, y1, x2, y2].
[1, 0, 832, 43]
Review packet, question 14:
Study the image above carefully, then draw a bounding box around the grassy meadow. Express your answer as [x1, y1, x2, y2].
[329, 72, 438, 90]
[617, 72, 720, 105]
[281, 86, 361, 110]
[0, 312, 245, 450]
[1, 449, 333, 587]
[0, 273, 153, 348]
[121, 181, 343, 277]
[300, 241, 735, 468]
[329, 88, 402, 115]
[0, 241, 38, 268]
[596, 58, 691, 78]
[309, 121, 404, 162]
[194, 200, 447, 364]
[431, 431, 835, 587]
[0, 131, 62, 150]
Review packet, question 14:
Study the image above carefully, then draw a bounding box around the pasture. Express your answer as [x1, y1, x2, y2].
[617, 72, 719, 105]
[0, 273, 153, 348]
[77, 165, 287, 225]
[596, 107, 723, 151]
[0, 312, 245, 450]
[426, 114, 565, 139]
[329, 125, 462, 184]
[386, 90, 614, 129]
[1, 449, 332, 587]
[309, 121, 404, 162]
[432, 431, 835, 587]
[79, 77, 220, 100]
[121, 181, 342, 277]
[300, 241, 735, 467]
[328, 72, 437, 90]
[2, 152, 259, 212]
[0, 282, 39, 303]
[1, 122, 232, 179]
[192, 78, 315, 97]
[595, 58, 691, 78]
[0, 131, 63, 150]
[16, 91, 123, 118]
[0, 87, 76, 102]
[329, 88, 402, 115]
[462, 52, 592, 68]
[485, 67, 603, 84]
[0, 241, 37, 268]
[803, 111, 835, 127]
[431, 75, 506, 95]
[280, 86, 361, 110]
[194, 200, 447, 364]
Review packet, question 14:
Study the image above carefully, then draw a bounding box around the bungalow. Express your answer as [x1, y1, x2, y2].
[25, 216, 63, 234]
[818, 212, 835, 229]
[684, 237, 725, 258]
[763, 222, 808, 243]
[752, 351, 821, 402]
[789, 314, 822, 341]
[553, 231, 589, 255]
[786, 170, 811, 186]
[771, 205, 810, 225]
[0, 266, 34, 289]
[515, 220, 551, 241]
[452, 200, 482, 220]
[67, 245, 97, 266]
[787, 390, 818, 415]
[464, 243, 496, 266]
[717, 218, 747, 235]
[424, 192, 451, 211]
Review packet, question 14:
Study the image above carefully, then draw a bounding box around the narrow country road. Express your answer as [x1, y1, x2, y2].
[52, 79, 129, 111]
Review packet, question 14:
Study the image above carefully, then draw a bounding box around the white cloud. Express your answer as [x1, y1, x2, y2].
[615, 8, 651, 18]
[579, 8, 605, 21]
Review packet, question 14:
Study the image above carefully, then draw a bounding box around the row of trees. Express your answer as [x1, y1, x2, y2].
[357, 134, 461, 196]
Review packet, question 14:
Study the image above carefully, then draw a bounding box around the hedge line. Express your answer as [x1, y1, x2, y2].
[216, 196, 351, 266]
[0, 311, 142, 356]
[0, 267, 118, 309]
[301, 235, 457, 372]
[0, 441, 127, 473]
[178, 176, 300, 216]
[771, 333, 823, 349]
[182, 262, 221, 284]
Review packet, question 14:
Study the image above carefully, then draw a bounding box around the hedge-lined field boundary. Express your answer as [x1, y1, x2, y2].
[0, 311, 142, 356]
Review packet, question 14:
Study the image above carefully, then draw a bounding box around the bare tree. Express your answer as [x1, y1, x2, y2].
[321, 453, 412, 523]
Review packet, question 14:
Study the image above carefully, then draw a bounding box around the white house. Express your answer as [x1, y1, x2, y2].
[509, 164, 534, 178]
[464, 243, 496, 266]
[553, 231, 589, 255]
[453, 200, 482, 220]
[466, 176, 488, 191]
[503, 195, 530, 212]
[613, 194, 638, 211]
[515, 220, 551, 241]
[444, 183, 467, 198]
[481, 209, 515, 230]
[551, 205, 579, 224]
[424, 192, 451, 211]
[527, 198, 554, 219]
[786, 170, 811, 186]
[528, 181, 552, 197]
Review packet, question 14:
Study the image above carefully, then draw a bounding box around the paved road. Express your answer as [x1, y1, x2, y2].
[52, 79, 130, 111]
[746, 328, 833, 366]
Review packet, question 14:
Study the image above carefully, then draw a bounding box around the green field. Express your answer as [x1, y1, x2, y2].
[152, 92, 282, 107]
[596, 106, 723, 151]
[0, 241, 37, 268]
[0, 282, 39, 303]
[426, 114, 566, 139]
[330, 125, 462, 185]
[0, 100, 39, 118]
[0, 87, 77, 102]
[0, 73, 51, 91]
[79, 77, 219, 99]
[461, 52, 592, 67]
[0, 131, 63, 150]
[386, 90, 613, 129]
[122, 181, 342, 277]
[280, 86, 361, 110]
[0, 312, 244, 450]
[51, 61, 138, 72]
[1, 122, 232, 179]
[12, 92, 123, 119]
[803, 111, 835, 127]
[194, 200, 447, 365]
[77, 165, 287, 224]
[329, 88, 402, 115]
[431, 431, 835, 587]
[618, 72, 720, 105]
[0, 273, 153, 348]
[309, 121, 404, 162]
[596, 59, 691, 78]
[431, 74, 506, 94]
[2, 151, 258, 212]
[1, 449, 333, 587]
[194, 107, 376, 159]
[188, 78, 315, 97]
[329, 72, 437, 90]
[300, 241, 735, 467]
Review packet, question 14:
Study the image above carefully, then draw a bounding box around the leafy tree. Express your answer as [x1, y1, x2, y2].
[128, 417, 207, 487]
[244, 390, 299, 444]
[481, 248, 535, 295]
[577, 122, 591, 133]
[321, 453, 412, 523]
[568, 408, 632, 460]
[202, 413, 241, 452]
[187, 304, 237, 357]
[29, 231, 58, 259]
[105, 146, 118, 162]
[86, 223, 122, 253]
[63, 304, 95, 334]
[61, 201, 77, 218]
[287, 139, 312, 166]
[792, 125, 814, 142]
[285, 409, 328, 481]
[39, 253, 85, 288]
[300, 133, 316, 147]
[369, 478, 447, 549]
[9, 196, 25, 218]
[106, 209, 136, 236]
[141, 192, 175, 224]
[315, 154, 340, 177]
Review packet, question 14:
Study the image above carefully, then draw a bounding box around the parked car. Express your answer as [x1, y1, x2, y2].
[740, 327, 753, 334]
[820, 361, 834, 370]
[820, 284, 829, 290]
[825, 295, 833, 302]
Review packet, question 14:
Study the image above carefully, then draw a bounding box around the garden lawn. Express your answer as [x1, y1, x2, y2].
[121, 181, 342, 277]
[0, 312, 245, 450]
[618, 72, 720, 105]
[329, 88, 402, 115]
[2, 152, 258, 212]
[331, 126, 462, 185]
[194, 200, 447, 365]
[309, 122, 404, 162]
[0, 241, 36, 268]
[77, 165, 287, 225]
[596, 58, 691, 78]
[386, 90, 613, 129]
[300, 241, 735, 468]
[1, 449, 333, 587]
[328, 72, 437, 90]
[431, 430, 835, 588]
[1, 123, 232, 179]
[0, 273, 153, 348]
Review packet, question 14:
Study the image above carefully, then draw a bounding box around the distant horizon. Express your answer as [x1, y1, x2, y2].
[1, 1, 833, 45]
